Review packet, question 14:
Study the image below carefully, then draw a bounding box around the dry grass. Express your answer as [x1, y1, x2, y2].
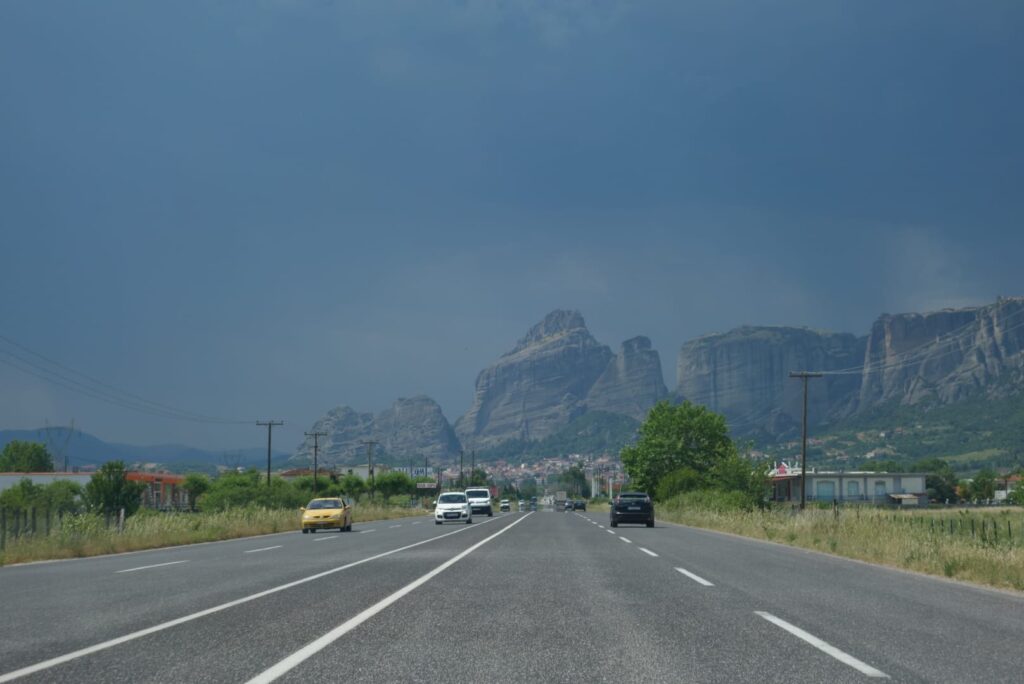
[0, 505, 429, 565]
[657, 505, 1024, 592]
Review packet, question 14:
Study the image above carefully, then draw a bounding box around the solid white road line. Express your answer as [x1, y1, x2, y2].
[0, 519, 497, 684]
[244, 546, 282, 554]
[674, 567, 714, 587]
[619, 537, 632, 544]
[115, 560, 189, 574]
[755, 612, 889, 679]
[246, 513, 534, 684]
[638, 547, 658, 557]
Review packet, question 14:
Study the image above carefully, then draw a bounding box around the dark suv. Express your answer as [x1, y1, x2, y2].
[610, 492, 654, 527]
[572, 499, 586, 511]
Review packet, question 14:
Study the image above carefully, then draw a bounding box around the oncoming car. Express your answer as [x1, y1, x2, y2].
[301, 498, 352, 533]
[434, 491, 473, 524]
[499, 499, 511, 512]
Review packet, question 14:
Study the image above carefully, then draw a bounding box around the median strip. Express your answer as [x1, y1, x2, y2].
[246, 512, 533, 683]
[755, 612, 889, 678]
[116, 560, 189, 574]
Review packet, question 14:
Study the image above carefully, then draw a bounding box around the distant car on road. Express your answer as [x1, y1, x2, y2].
[465, 487, 494, 517]
[434, 492, 473, 525]
[610, 492, 654, 527]
[301, 498, 352, 533]
[500, 499, 511, 512]
[573, 499, 586, 511]
[563, 500, 573, 511]
[518, 500, 525, 510]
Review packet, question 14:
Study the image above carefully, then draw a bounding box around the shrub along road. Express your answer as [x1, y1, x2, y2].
[1, 509, 1022, 682]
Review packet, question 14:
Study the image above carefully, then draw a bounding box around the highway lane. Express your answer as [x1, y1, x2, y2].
[0, 513, 509, 677]
[2, 508, 1023, 682]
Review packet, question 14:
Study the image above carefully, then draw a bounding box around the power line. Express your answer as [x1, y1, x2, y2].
[0, 333, 254, 424]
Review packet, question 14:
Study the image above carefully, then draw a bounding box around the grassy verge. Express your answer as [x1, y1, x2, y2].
[657, 504, 1024, 592]
[0, 505, 429, 566]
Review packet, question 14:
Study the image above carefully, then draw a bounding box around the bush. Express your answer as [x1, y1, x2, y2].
[662, 488, 756, 513]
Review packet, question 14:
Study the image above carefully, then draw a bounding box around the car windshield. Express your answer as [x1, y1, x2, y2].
[307, 499, 342, 509]
[439, 494, 466, 503]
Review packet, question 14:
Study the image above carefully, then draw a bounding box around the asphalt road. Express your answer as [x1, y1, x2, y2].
[1, 508, 1023, 683]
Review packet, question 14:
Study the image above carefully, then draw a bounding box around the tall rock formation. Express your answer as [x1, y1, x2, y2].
[856, 297, 1024, 410]
[293, 395, 460, 465]
[586, 336, 669, 420]
[455, 310, 615, 450]
[676, 327, 865, 437]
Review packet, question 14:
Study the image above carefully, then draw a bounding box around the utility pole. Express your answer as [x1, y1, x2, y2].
[305, 431, 327, 496]
[361, 440, 379, 501]
[257, 420, 284, 486]
[789, 371, 823, 510]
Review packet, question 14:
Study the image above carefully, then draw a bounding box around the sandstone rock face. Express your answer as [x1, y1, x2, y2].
[857, 297, 1024, 410]
[586, 336, 669, 420]
[455, 310, 615, 451]
[293, 396, 460, 466]
[676, 326, 865, 437]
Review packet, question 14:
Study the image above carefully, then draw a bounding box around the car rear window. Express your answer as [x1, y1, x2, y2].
[466, 489, 490, 498]
[439, 493, 466, 503]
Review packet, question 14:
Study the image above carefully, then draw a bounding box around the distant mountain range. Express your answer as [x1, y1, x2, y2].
[0, 428, 288, 474]
[296, 296, 1024, 467]
[6, 297, 1023, 472]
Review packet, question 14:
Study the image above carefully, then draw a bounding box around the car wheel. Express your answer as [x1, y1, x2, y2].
[346, 521, 353, 532]
[488, 509, 493, 517]
[310, 529, 316, 534]
[435, 520, 442, 525]
[466, 517, 473, 524]
[647, 518, 655, 528]
[610, 520, 618, 528]
[302, 528, 309, 534]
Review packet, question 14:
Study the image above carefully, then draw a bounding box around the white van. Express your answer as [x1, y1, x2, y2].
[464, 487, 493, 517]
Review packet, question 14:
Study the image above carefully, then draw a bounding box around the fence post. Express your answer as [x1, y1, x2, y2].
[118, 507, 125, 534]
[45, 507, 51, 536]
[1009, 519, 1012, 542]
[1, 509, 5, 550]
[13, 510, 20, 540]
[31, 507, 37, 536]
[971, 518, 975, 539]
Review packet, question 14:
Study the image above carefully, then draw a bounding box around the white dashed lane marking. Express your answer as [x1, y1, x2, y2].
[674, 567, 714, 586]
[638, 547, 658, 557]
[244, 546, 282, 554]
[116, 560, 189, 574]
[756, 612, 889, 678]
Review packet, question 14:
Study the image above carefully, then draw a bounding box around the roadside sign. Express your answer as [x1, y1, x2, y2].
[416, 482, 437, 489]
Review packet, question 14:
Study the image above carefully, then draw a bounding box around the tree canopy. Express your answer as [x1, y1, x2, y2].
[0, 441, 54, 472]
[84, 461, 145, 515]
[620, 401, 736, 495]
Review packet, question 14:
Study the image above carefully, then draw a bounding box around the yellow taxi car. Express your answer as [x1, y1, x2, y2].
[300, 497, 352, 533]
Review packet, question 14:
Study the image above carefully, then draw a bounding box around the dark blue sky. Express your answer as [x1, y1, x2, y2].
[2, 1, 1022, 452]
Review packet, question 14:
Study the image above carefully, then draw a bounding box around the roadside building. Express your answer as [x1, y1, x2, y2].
[0, 471, 189, 511]
[768, 462, 927, 506]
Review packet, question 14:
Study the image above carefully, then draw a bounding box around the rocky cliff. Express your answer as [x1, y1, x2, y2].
[293, 395, 460, 466]
[856, 297, 1024, 410]
[586, 336, 669, 420]
[455, 310, 668, 451]
[676, 326, 865, 437]
[675, 297, 1024, 438]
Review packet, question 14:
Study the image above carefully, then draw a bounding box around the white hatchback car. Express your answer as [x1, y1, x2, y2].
[434, 491, 473, 525]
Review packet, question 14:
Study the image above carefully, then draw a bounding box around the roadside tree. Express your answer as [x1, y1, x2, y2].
[83, 461, 144, 516]
[0, 441, 54, 472]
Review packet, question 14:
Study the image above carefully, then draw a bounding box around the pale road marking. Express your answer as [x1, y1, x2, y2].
[607, 530, 616, 535]
[619, 537, 633, 544]
[313, 536, 338, 542]
[359, 529, 376, 534]
[411, 522, 421, 525]
[244, 546, 282, 554]
[598, 525, 605, 529]
[638, 547, 658, 557]
[246, 513, 534, 684]
[389, 525, 401, 529]
[116, 560, 189, 574]
[0, 520, 496, 684]
[675, 567, 714, 587]
[756, 612, 889, 679]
